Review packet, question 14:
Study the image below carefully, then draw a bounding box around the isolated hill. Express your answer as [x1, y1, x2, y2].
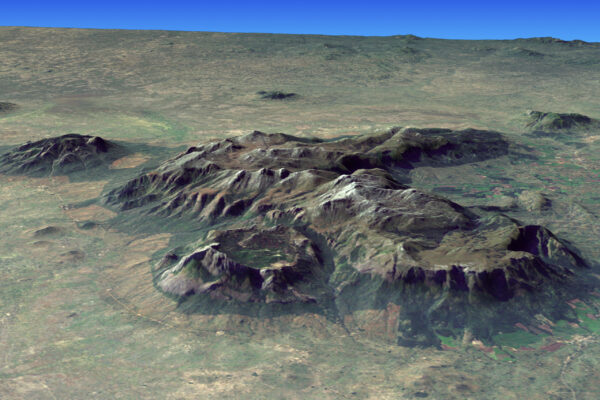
[105, 128, 591, 345]
[0, 134, 127, 176]
[525, 110, 600, 133]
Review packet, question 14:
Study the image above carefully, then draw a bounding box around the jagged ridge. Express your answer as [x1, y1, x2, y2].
[0, 133, 126, 176]
[105, 128, 591, 345]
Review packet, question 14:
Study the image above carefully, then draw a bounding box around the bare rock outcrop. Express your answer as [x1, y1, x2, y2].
[105, 128, 592, 344]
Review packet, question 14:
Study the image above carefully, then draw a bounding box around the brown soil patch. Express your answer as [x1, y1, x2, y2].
[0, 376, 53, 397]
[52, 179, 108, 201]
[8, 175, 108, 203]
[109, 153, 150, 169]
[583, 135, 600, 143]
[127, 233, 172, 254]
[171, 370, 257, 399]
[97, 232, 178, 324]
[65, 205, 116, 222]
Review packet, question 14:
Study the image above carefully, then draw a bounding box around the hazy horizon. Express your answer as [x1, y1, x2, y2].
[2, 0, 599, 41]
[2, 25, 598, 43]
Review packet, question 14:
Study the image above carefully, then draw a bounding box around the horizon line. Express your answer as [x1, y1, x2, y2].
[1, 25, 596, 43]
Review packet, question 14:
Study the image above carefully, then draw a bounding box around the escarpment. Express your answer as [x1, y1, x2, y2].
[105, 128, 592, 345]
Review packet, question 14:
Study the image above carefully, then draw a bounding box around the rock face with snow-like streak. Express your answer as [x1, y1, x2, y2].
[107, 128, 592, 345]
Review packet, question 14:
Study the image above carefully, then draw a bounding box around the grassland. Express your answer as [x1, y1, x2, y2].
[1, 27, 600, 399]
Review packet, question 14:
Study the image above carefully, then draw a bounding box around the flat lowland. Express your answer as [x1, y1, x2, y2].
[1, 27, 600, 399]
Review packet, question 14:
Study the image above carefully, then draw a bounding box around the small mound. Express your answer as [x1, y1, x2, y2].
[78, 221, 98, 230]
[59, 250, 86, 263]
[32, 226, 63, 237]
[525, 110, 600, 133]
[31, 240, 53, 248]
[505, 47, 545, 57]
[0, 102, 18, 113]
[0, 133, 127, 176]
[518, 190, 551, 212]
[257, 91, 297, 100]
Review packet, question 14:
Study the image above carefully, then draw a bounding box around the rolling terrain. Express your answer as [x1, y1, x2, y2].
[1, 27, 600, 399]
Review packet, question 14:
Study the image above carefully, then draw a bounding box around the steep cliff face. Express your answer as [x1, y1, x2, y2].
[155, 225, 328, 304]
[106, 128, 591, 345]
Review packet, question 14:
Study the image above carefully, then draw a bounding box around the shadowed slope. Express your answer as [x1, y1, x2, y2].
[525, 110, 600, 133]
[104, 128, 591, 345]
[0, 134, 128, 176]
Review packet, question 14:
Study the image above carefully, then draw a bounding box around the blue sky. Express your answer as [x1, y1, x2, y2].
[2, 0, 599, 41]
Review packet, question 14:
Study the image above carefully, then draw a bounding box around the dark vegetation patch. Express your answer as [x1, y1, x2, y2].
[323, 43, 358, 60]
[257, 91, 298, 100]
[78, 221, 98, 230]
[520, 37, 593, 47]
[32, 226, 63, 237]
[525, 110, 600, 133]
[505, 47, 546, 57]
[0, 102, 18, 113]
[59, 249, 86, 263]
[397, 46, 430, 62]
